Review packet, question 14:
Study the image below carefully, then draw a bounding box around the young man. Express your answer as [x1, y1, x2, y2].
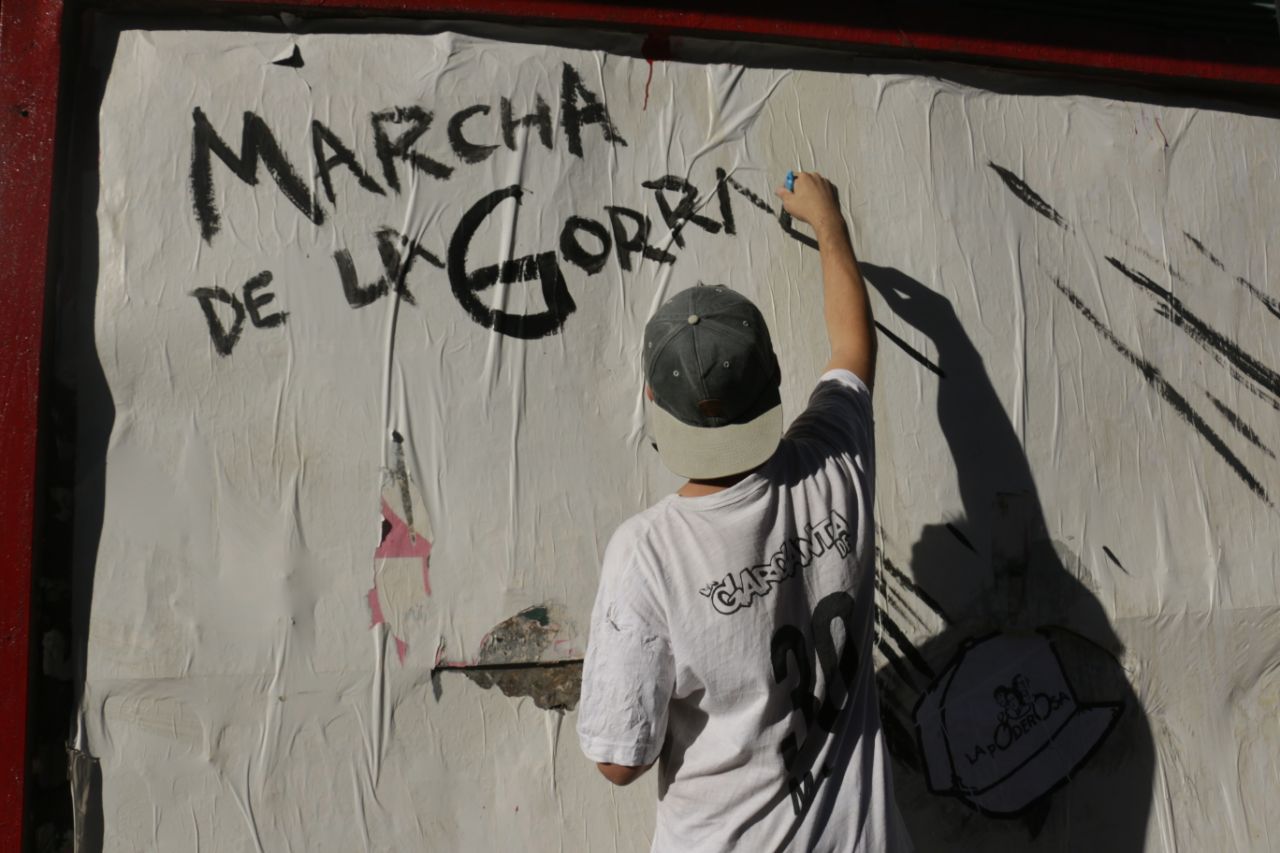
[578, 172, 910, 851]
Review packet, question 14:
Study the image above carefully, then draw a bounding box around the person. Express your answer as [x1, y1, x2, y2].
[577, 172, 911, 852]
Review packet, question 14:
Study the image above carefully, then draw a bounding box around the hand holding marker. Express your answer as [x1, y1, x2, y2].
[785, 170, 796, 192]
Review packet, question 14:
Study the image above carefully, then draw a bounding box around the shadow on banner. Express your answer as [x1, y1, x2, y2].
[863, 264, 1156, 850]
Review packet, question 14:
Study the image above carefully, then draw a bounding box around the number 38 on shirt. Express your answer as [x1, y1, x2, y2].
[770, 590, 859, 817]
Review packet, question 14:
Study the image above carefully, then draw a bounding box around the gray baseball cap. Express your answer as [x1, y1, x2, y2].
[643, 285, 782, 479]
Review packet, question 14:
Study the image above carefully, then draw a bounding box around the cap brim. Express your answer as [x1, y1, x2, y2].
[648, 401, 783, 479]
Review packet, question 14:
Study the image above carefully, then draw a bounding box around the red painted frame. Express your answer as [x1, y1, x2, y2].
[0, 0, 63, 848]
[0, 0, 1277, 846]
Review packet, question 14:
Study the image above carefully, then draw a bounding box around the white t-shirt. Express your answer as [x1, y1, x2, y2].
[578, 370, 911, 852]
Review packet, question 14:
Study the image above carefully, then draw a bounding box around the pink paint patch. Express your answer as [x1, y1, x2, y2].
[375, 499, 432, 594]
[367, 586, 414, 663]
[368, 499, 434, 663]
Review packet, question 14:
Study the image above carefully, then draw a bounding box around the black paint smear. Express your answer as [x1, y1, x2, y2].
[242, 271, 287, 328]
[1182, 233, 1279, 319]
[334, 227, 443, 308]
[189, 271, 284, 356]
[334, 248, 387, 308]
[722, 174, 819, 249]
[447, 104, 499, 165]
[1052, 276, 1270, 505]
[875, 691, 922, 772]
[780, 212, 819, 250]
[724, 174, 773, 213]
[436, 657, 584, 674]
[877, 611, 935, 681]
[988, 162, 1068, 229]
[448, 185, 576, 339]
[1234, 275, 1280, 322]
[500, 95, 553, 152]
[390, 428, 414, 532]
[312, 119, 385, 206]
[559, 62, 627, 158]
[876, 638, 917, 686]
[271, 45, 303, 68]
[1184, 232, 1226, 271]
[641, 174, 722, 248]
[1102, 546, 1129, 575]
[190, 107, 323, 243]
[1107, 257, 1280, 400]
[1110, 237, 1190, 287]
[603, 205, 676, 270]
[879, 581, 935, 636]
[559, 216, 612, 275]
[1205, 391, 1276, 459]
[190, 286, 245, 356]
[370, 106, 453, 193]
[874, 321, 945, 378]
[714, 168, 736, 235]
[880, 555, 951, 623]
[945, 522, 976, 553]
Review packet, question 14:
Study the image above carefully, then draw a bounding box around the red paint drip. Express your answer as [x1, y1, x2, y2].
[641, 32, 671, 111]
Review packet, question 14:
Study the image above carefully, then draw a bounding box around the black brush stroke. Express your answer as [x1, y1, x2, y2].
[1184, 232, 1226, 271]
[433, 657, 583, 674]
[877, 612, 935, 681]
[1183, 234, 1279, 320]
[945, 522, 976, 553]
[880, 581, 939, 634]
[1110, 238, 1191, 287]
[1205, 391, 1276, 459]
[1225, 368, 1280, 412]
[988, 162, 1068, 229]
[780, 212, 820, 250]
[1107, 257, 1280, 400]
[1052, 276, 1270, 505]
[724, 174, 775, 213]
[1235, 276, 1280, 322]
[876, 637, 917, 686]
[875, 689, 922, 772]
[1102, 546, 1129, 575]
[875, 321, 945, 378]
[725, 174, 819, 248]
[880, 555, 951, 623]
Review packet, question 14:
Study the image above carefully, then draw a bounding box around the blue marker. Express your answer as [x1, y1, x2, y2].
[785, 170, 796, 192]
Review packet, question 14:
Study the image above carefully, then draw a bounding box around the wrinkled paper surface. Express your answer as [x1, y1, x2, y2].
[74, 22, 1280, 851]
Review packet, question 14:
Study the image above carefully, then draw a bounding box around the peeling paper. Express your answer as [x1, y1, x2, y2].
[69, 20, 1280, 852]
[369, 438, 433, 662]
[452, 604, 583, 711]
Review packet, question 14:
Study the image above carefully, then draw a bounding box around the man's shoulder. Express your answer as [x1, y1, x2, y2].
[602, 499, 673, 565]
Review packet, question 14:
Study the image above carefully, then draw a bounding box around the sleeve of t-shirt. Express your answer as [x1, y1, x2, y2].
[783, 368, 875, 457]
[577, 523, 675, 767]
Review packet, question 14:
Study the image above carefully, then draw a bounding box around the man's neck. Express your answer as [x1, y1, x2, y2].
[677, 471, 753, 498]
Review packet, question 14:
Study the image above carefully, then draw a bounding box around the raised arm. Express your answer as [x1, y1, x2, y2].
[776, 172, 876, 390]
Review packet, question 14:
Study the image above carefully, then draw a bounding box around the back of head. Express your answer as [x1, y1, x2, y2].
[643, 285, 783, 479]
